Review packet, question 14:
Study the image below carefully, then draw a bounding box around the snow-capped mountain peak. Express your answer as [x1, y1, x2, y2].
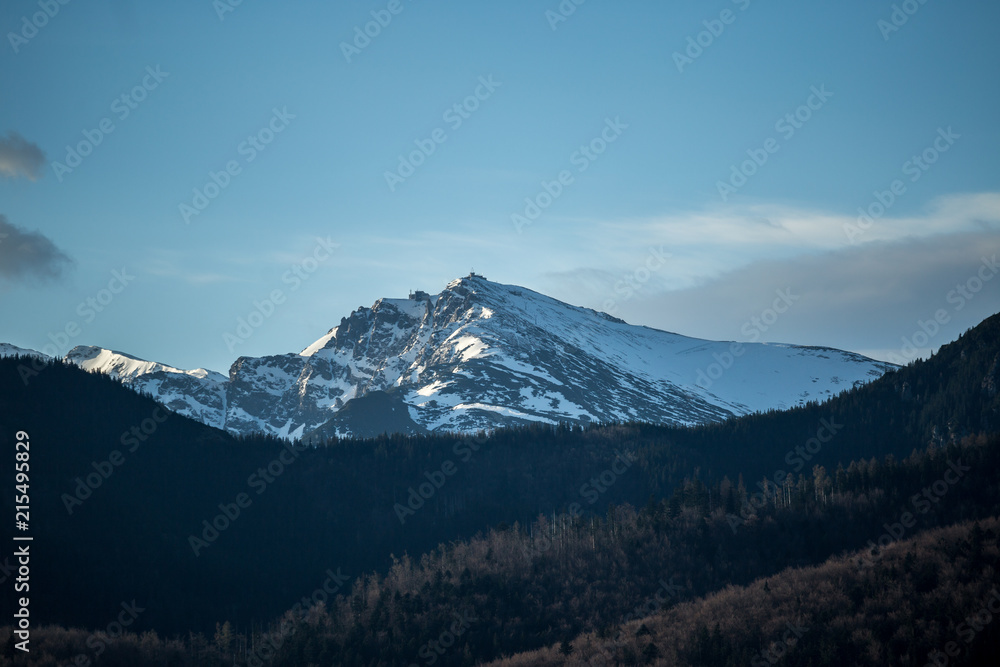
[0, 343, 46, 359]
[37, 274, 893, 439]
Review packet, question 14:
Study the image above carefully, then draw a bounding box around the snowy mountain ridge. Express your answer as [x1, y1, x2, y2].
[6, 275, 895, 439]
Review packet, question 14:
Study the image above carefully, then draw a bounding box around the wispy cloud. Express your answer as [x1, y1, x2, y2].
[0, 131, 46, 181]
[143, 257, 246, 285]
[612, 231, 1000, 361]
[529, 192, 1000, 294]
[592, 191, 1000, 257]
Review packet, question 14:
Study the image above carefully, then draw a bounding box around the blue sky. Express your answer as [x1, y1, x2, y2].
[1, 0, 998, 374]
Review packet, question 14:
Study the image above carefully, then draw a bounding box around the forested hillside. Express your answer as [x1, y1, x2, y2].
[491, 516, 1000, 666]
[4, 433, 998, 666]
[0, 313, 997, 662]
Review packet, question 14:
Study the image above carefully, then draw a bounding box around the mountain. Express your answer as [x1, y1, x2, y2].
[1, 310, 996, 643]
[0, 342, 44, 359]
[64, 346, 229, 430]
[58, 274, 894, 439]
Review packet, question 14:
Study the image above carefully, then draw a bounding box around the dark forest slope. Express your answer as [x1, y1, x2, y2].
[0, 313, 996, 641]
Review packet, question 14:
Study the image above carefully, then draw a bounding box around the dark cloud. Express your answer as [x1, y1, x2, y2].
[0, 215, 72, 283]
[0, 131, 46, 181]
[618, 232, 1000, 361]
